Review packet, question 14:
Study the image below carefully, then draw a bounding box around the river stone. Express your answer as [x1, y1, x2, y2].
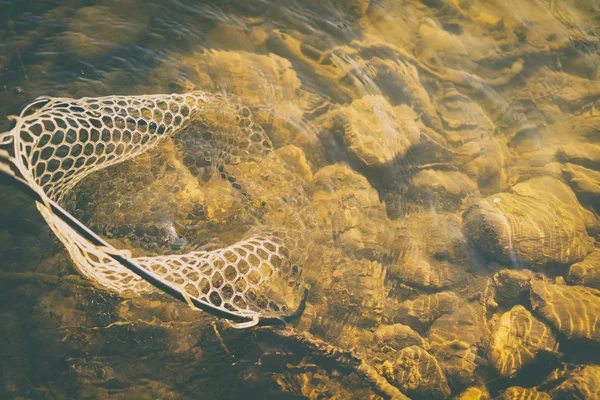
[329, 95, 420, 168]
[309, 163, 393, 257]
[456, 385, 491, 400]
[357, 57, 443, 132]
[325, 258, 386, 327]
[556, 143, 600, 170]
[530, 279, 600, 343]
[463, 176, 595, 269]
[488, 305, 557, 377]
[381, 345, 451, 400]
[406, 169, 480, 211]
[490, 269, 534, 306]
[549, 365, 600, 399]
[374, 324, 428, 351]
[567, 248, 600, 290]
[495, 387, 552, 400]
[386, 291, 462, 333]
[435, 84, 495, 146]
[390, 211, 473, 290]
[62, 0, 152, 61]
[428, 302, 489, 388]
[562, 163, 600, 212]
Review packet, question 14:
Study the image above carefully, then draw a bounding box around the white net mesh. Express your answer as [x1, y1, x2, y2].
[1, 92, 310, 325]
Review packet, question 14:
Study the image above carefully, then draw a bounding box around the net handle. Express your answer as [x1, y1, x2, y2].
[0, 149, 306, 327]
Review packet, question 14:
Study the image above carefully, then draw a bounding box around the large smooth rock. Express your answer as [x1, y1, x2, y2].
[488, 305, 557, 377]
[463, 176, 595, 269]
[530, 279, 600, 343]
[387, 291, 462, 333]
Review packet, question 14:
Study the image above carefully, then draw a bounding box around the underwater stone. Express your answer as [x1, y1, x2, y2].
[310, 163, 393, 257]
[549, 365, 600, 399]
[463, 176, 595, 269]
[407, 169, 480, 211]
[328, 95, 420, 168]
[387, 291, 462, 333]
[390, 211, 474, 290]
[530, 279, 600, 343]
[374, 323, 428, 351]
[381, 345, 451, 400]
[488, 305, 557, 377]
[495, 386, 552, 400]
[567, 249, 600, 290]
[428, 302, 489, 388]
[456, 385, 491, 400]
[490, 269, 534, 306]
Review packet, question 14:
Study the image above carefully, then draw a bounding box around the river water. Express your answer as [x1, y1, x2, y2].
[1, 0, 600, 399]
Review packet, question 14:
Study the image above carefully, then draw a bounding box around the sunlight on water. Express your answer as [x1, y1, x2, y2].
[1, 0, 600, 398]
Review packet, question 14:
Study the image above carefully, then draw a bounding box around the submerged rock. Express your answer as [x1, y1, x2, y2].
[495, 386, 552, 400]
[62, 0, 152, 61]
[456, 385, 491, 400]
[386, 291, 462, 333]
[374, 323, 428, 351]
[530, 279, 600, 343]
[406, 169, 480, 211]
[489, 269, 534, 306]
[390, 211, 474, 290]
[428, 302, 489, 388]
[309, 163, 393, 257]
[561, 163, 600, 213]
[327, 95, 420, 168]
[463, 176, 595, 269]
[557, 143, 600, 170]
[488, 305, 557, 377]
[381, 345, 451, 400]
[567, 249, 600, 290]
[325, 258, 386, 328]
[549, 365, 600, 399]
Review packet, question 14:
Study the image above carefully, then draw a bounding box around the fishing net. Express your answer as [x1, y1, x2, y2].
[0, 92, 310, 327]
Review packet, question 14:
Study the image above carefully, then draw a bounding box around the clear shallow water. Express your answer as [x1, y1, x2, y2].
[2, 0, 600, 399]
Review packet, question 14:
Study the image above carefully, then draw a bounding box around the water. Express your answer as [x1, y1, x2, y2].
[2, 0, 600, 399]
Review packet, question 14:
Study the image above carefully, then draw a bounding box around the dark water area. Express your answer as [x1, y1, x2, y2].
[2, 0, 600, 399]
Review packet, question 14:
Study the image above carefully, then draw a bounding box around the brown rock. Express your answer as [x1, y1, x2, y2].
[309, 163, 393, 257]
[495, 387, 552, 400]
[550, 365, 600, 399]
[326, 258, 387, 327]
[381, 346, 451, 400]
[567, 249, 600, 290]
[490, 269, 534, 306]
[329, 95, 420, 168]
[374, 324, 428, 351]
[562, 163, 600, 212]
[428, 302, 489, 388]
[463, 176, 595, 269]
[387, 291, 462, 333]
[407, 170, 480, 211]
[456, 385, 491, 400]
[530, 279, 600, 342]
[488, 305, 558, 377]
[390, 211, 473, 290]
[557, 143, 600, 170]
